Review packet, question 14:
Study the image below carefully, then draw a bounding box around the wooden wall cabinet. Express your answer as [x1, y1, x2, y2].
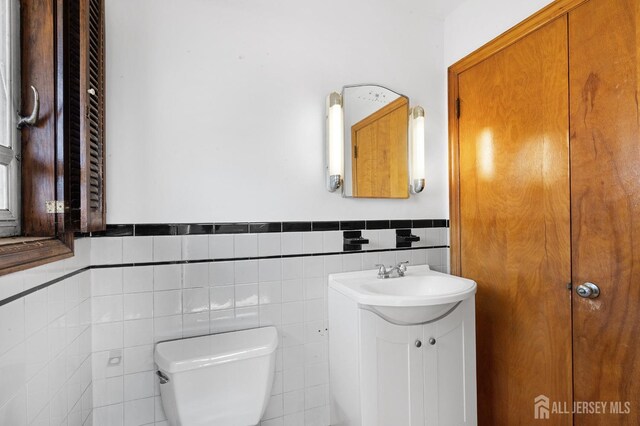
[448, 0, 640, 424]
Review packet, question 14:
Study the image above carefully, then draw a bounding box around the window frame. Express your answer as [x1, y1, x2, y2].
[0, 0, 21, 237]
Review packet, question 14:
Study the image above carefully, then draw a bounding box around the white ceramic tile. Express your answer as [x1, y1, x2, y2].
[210, 262, 234, 286]
[154, 290, 182, 317]
[282, 279, 303, 303]
[378, 229, 397, 249]
[47, 316, 67, 358]
[122, 237, 153, 263]
[64, 275, 81, 311]
[0, 273, 23, 301]
[379, 251, 396, 267]
[282, 258, 303, 280]
[25, 328, 48, 379]
[154, 395, 166, 422]
[283, 389, 305, 415]
[235, 260, 258, 284]
[281, 302, 304, 325]
[262, 393, 283, 420]
[123, 266, 153, 294]
[182, 263, 209, 288]
[235, 306, 260, 329]
[282, 345, 305, 370]
[424, 228, 441, 246]
[235, 284, 259, 307]
[305, 362, 329, 387]
[362, 252, 381, 270]
[427, 247, 442, 266]
[397, 250, 411, 264]
[124, 396, 154, 426]
[123, 345, 154, 375]
[92, 295, 124, 323]
[283, 366, 305, 392]
[153, 315, 182, 342]
[124, 371, 155, 401]
[26, 366, 48, 423]
[124, 318, 153, 348]
[123, 292, 153, 320]
[47, 281, 66, 323]
[153, 236, 181, 262]
[281, 323, 304, 347]
[258, 233, 281, 257]
[281, 233, 302, 255]
[411, 248, 428, 265]
[305, 405, 329, 426]
[0, 299, 25, 356]
[182, 287, 209, 313]
[181, 235, 209, 260]
[93, 376, 123, 407]
[304, 342, 327, 365]
[91, 237, 123, 265]
[209, 234, 234, 259]
[304, 321, 327, 344]
[322, 231, 343, 253]
[153, 264, 181, 291]
[0, 343, 26, 408]
[93, 402, 123, 426]
[302, 232, 323, 254]
[93, 322, 123, 352]
[283, 412, 305, 426]
[234, 233, 258, 257]
[259, 304, 282, 327]
[323, 255, 342, 275]
[0, 388, 26, 426]
[209, 286, 234, 311]
[91, 268, 123, 296]
[92, 350, 123, 380]
[262, 417, 284, 426]
[342, 253, 362, 272]
[259, 281, 282, 305]
[182, 312, 209, 337]
[259, 259, 282, 282]
[303, 278, 323, 300]
[271, 371, 284, 396]
[209, 309, 235, 333]
[304, 299, 324, 322]
[303, 257, 323, 278]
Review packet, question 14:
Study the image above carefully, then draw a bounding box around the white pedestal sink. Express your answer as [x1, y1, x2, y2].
[328, 265, 477, 426]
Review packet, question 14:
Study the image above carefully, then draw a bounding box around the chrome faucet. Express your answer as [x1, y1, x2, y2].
[375, 261, 409, 279]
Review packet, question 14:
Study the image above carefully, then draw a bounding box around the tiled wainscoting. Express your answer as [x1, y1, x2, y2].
[0, 220, 449, 426]
[0, 238, 93, 426]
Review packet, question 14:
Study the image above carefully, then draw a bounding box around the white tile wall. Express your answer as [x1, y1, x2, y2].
[0, 226, 449, 426]
[0, 238, 93, 426]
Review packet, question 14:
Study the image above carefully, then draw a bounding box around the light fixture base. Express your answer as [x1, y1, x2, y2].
[411, 178, 425, 194]
[329, 174, 342, 192]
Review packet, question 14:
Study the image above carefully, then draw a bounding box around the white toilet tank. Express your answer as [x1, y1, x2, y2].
[154, 327, 278, 426]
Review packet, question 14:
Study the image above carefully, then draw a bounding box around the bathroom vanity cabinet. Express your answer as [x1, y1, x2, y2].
[328, 268, 477, 426]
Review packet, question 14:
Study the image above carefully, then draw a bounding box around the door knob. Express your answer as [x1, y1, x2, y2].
[576, 282, 600, 299]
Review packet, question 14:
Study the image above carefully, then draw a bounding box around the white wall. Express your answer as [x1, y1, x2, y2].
[106, 0, 448, 223]
[444, 0, 555, 66]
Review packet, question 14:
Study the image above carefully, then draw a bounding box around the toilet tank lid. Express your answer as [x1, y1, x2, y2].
[155, 327, 278, 374]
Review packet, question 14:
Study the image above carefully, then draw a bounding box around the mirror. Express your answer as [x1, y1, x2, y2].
[341, 84, 409, 198]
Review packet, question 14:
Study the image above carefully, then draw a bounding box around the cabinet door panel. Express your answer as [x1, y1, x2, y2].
[569, 0, 640, 423]
[360, 310, 424, 426]
[457, 16, 572, 425]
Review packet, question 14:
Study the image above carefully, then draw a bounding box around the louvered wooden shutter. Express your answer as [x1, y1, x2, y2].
[65, 0, 106, 232]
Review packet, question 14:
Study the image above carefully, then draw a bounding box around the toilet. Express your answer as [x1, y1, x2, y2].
[154, 327, 278, 426]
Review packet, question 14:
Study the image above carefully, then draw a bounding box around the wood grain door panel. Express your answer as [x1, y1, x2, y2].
[351, 97, 408, 198]
[569, 0, 640, 423]
[457, 17, 572, 425]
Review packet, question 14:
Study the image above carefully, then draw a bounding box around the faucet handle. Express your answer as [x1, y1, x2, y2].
[375, 264, 387, 278]
[396, 260, 409, 274]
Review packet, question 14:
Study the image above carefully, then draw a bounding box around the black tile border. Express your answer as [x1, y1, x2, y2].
[85, 219, 450, 237]
[0, 243, 451, 308]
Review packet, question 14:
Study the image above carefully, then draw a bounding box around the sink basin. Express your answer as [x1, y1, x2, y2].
[328, 265, 476, 325]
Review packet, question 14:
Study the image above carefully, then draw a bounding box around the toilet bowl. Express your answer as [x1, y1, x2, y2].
[154, 327, 278, 426]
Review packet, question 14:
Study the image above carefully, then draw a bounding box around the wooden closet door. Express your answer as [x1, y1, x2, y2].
[457, 17, 572, 425]
[569, 0, 640, 423]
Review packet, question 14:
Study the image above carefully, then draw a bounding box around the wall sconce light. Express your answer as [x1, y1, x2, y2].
[326, 92, 344, 192]
[409, 106, 426, 194]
